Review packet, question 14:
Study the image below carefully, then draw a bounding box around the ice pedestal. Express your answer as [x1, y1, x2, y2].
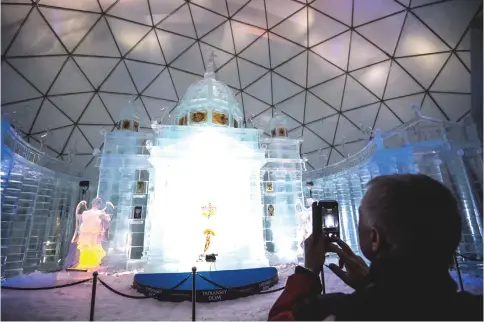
[144, 126, 268, 273]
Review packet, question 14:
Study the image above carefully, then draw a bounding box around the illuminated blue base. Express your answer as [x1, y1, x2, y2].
[133, 267, 278, 302]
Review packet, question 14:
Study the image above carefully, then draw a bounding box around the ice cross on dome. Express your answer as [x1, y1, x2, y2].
[204, 51, 218, 79]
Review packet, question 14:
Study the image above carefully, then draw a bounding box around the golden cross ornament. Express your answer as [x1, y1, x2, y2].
[202, 203, 216, 219]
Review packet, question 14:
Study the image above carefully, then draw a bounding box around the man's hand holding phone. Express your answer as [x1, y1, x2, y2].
[303, 234, 330, 275]
[327, 235, 370, 290]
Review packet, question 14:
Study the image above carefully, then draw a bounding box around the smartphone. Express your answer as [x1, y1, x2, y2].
[312, 200, 340, 241]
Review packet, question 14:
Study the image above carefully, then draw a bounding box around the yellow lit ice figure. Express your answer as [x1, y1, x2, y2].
[71, 198, 114, 270]
[202, 203, 216, 253]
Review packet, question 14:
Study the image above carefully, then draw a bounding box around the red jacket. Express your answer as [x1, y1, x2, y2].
[268, 266, 323, 320]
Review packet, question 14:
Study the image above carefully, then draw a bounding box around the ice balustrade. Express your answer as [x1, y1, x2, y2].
[1, 122, 81, 278]
[304, 109, 483, 269]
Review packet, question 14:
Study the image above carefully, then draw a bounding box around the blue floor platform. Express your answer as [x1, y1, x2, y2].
[133, 267, 278, 302]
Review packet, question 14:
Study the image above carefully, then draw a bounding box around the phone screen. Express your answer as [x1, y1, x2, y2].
[320, 201, 340, 237]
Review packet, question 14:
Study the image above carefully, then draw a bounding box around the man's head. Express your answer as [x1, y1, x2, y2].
[358, 174, 461, 267]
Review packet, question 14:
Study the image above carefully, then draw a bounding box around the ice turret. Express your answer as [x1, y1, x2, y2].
[268, 112, 289, 138]
[116, 99, 141, 132]
[173, 52, 243, 128]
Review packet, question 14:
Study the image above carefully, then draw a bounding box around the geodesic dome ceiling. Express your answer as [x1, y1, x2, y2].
[1, 0, 481, 173]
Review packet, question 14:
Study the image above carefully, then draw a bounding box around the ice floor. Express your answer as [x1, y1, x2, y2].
[1, 265, 482, 321]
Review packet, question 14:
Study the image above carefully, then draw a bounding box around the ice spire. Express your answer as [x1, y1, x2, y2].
[204, 51, 217, 79]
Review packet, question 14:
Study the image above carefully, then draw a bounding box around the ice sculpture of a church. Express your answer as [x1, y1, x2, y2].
[97, 55, 306, 273]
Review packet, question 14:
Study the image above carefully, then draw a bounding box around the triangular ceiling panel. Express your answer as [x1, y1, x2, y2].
[304, 92, 337, 123]
[79, 94, 114, 124]
[351, 60, 391, 98]
[395, 13, 449, 56]
[244, 72, 272, 104]
[156, 29, 196, 64]
[306, 114, 338, 144]
[275, 91, 306, 123]
[342, 76, 379, 111]
[311, 31, 350, 70]
[1, 99, 42, 134]
[216, 58, 240, 89]
[310, 75, 346, 109]
[269, 32, 305, 68]
[396, 53, 448, 89]
[78, 125, 109, 149]
[242, 93, 271, 122]
[334, 115, 362, 145]
[384, 62, 423, 99]
[99, 93, 134, 122]
[457, 52, 471, 70]
[1, 5, 31, 55]
[272, 72, 303, 105]
[31, 100, 72, 133]
[200, 43, 234, 68]
[307, 51, 344, 88]
[353, 0, 404, 26]
[149, 0, 186, 25]
[190, 3, 227, 38]
[141, 96, 176, 122]
[8, 56, 66, 94]
[373, 105, 402, 132]
[457, 29, 471, 50]
[288, 126, 303, 139]
[201, 21, 235, 54]
[343, 103, 380, 132]
[40, 7, 100, 52]
[384, 93, 425, 122]
[126, 30, 165, 64]
[310, 0, 352, 26]
[74, 57, 119, 89]
[226, 0, 251, 17]
[232, 0, 267, 29]
[238, 32, 270, 68]
[274, 52, 307, 88]
[430, 93, 471, 121]
[39, 0, 101, 11]
[336, 139, 368, 158]
[158, 4, 196, 38]
[100, 61, 137, 94]
[356, 12, 406, 55]
[266, 0, 304, 28]
[191, 0, 228, 16]
[1, 62, 41, 104]
[50, 93, 93, 122]
[271, 7, 307, 47]
[66, 126, 93, 154]
[168, 68, 203, 98]
[301, 126, 330, 154]
[142, 68, 178, 101]
[308, 7, 348, 47]
[108, 0, 151, 25]
[107, 17, 151, 56]
[125, 60, 164, 92]
[49, 58, 93, 95]
[231, 21, 266, 53]
[237, 58, 268, 88]
[431, 54, 471, 93]
[171, 43, 205, 75]
[420, 94, 448, 121]
[74, 18, 120, 57]
[412, 0, 481, 48]
[33, 125, 73, 154]
[348, 32, 389, 71]
[8, 9, 66, 56]
[328, 148, 344, 165]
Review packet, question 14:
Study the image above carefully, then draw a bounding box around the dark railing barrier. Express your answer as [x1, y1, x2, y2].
[192, 267, 197, 322]
[90, 272, 98, 321]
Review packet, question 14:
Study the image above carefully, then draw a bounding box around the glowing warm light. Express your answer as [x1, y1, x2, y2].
[146, 129, 267, 272]
[71, 198, 114, 270]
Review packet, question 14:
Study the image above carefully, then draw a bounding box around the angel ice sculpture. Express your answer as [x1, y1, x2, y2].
[71, 197, 114, 270]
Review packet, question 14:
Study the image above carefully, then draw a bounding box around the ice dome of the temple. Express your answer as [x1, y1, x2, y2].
[268, 112, 290, 138]
[172, 55, 243, 128]
[116, 100, 141, 132]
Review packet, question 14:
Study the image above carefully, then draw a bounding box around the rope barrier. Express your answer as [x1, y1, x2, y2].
[456, 253, 483, 262]
[196, 273, 285, 295]
[97, 274, 192, 299]
[1, 278, 92, 290]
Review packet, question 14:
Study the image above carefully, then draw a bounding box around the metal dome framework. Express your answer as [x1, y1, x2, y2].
[1, 0, 481, 172]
